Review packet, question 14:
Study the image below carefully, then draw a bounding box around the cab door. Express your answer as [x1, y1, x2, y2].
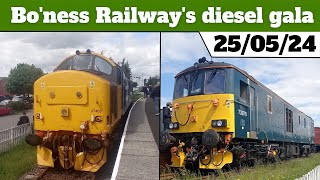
[249, 86, 257, 138]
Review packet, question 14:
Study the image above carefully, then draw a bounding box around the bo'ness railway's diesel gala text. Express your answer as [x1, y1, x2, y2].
[25, 49, 133, 172]
[160, 58, 314, 170]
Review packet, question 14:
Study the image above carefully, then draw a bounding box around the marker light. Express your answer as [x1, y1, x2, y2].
[212, 99, 219, 107]
[187, 104, 194, 112]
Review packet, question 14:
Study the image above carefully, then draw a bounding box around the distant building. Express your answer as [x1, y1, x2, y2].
[315, 127, 320, 144]
[0, 77, 10, 96]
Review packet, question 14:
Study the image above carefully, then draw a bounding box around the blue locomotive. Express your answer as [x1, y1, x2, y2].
[160, 58, 314, 169]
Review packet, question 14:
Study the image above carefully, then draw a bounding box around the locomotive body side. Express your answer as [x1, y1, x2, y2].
[232, 68, 314, 145]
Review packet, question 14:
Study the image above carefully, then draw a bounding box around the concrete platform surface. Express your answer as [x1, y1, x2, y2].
[111, 98, 159, 180]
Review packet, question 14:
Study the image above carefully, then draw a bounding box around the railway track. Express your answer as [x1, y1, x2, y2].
[21, 166, 95, 180]
[160, 173, 213, 180]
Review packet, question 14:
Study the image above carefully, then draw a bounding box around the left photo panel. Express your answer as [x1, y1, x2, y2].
[0, 32, 160, 180]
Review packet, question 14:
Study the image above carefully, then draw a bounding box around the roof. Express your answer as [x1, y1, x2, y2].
[0, 77, 8, 81]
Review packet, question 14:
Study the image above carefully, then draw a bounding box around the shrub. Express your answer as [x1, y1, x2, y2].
[8, 101, 27, 111]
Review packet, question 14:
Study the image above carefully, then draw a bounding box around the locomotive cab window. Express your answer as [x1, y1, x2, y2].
[73, 55, 92, 70]
[205, 69, 226, 94]
[55, 55, 112, 76]
[174, 74, 190, 99]
[267, 96, 272, 114]
[56, 58, 72, 70]
[240, 81, 249, 102]
[189, 71, 205, 95]
[94, 56, 112, 75]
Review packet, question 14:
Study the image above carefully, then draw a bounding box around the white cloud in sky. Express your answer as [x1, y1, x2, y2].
[0, 32, 159, 81]
[161, 32, 320, 127]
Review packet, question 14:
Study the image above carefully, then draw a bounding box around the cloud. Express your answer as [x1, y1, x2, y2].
[161, 32, 209, 63]
[0, 32, 159, 80]
[161, 33, 320, 127]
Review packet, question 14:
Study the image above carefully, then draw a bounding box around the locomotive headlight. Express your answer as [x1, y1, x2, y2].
[212, 119, 227, 127]
[80, 121, 88, 131]
[61, 107, 69, 117]
[173, 123, 178, 129]
[80, 124, 86, 130]
[169, 122, 179, 129]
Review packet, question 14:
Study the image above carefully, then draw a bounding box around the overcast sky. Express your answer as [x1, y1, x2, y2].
[0, 32, 159, 86]
[161, 32, 320, 127]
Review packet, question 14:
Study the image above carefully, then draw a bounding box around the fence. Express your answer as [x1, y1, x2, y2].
[0, 123, 32, 154]
[296, 165, 320, 180]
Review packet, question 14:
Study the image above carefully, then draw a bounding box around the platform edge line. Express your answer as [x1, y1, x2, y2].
[110, 97, 143, 180]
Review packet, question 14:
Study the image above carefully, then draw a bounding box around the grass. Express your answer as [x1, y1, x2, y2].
[131, 92, 143, 102]
[163, 153, 320, 180]
[0, 141, 36, 180]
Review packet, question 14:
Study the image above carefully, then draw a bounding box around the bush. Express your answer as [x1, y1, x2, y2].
[8, 101, 27, 111]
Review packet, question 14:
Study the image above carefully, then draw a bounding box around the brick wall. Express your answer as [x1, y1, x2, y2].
[315, 127, 320, 144]
[0, 78, 10, 96]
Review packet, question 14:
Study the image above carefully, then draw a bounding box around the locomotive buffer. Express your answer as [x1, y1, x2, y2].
[111, 98, 159, 180]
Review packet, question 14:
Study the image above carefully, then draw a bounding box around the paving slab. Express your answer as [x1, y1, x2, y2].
[113, 98, 159, 180]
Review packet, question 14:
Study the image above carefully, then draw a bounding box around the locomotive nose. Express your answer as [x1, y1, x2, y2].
[202, 129, 220, 149]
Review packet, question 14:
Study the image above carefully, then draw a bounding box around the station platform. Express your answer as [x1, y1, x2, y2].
[111, 98, 159, 180]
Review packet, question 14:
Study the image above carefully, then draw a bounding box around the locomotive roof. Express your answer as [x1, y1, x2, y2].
[56, 51, 117, 69]
[175, 61, 313, 120]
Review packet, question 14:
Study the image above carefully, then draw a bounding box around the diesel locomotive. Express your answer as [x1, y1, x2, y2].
[160, 58, 314, 170]
[26, 49, 133, 172]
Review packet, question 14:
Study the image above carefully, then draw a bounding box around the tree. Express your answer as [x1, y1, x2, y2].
[146, 75, 160, 87]
[120, 58, 132, 79]
[6, 63, 44, 96]
[132, 82, 138, 88]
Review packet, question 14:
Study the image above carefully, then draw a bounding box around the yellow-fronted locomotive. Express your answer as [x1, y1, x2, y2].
[161, 58, 314, 170]
[26, 49, 132, 172]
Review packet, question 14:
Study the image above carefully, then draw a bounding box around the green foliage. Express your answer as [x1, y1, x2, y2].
[145, 75, 160, 86]
[8, 101, 27, 111]
[131, 92, 143, 102]
[6, 63, 44, 95]
[0, 141, 36, 179]
[120, 58, 132, 79]
[163, 153, 320, 180]
[132, 81, 138, 88]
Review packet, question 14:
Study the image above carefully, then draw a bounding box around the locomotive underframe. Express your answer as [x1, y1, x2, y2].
[165, 131, 313, 170]
[33, 130, 108, 172]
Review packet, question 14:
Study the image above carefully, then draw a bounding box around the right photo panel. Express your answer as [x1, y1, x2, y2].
[160, 32, 319, 179]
